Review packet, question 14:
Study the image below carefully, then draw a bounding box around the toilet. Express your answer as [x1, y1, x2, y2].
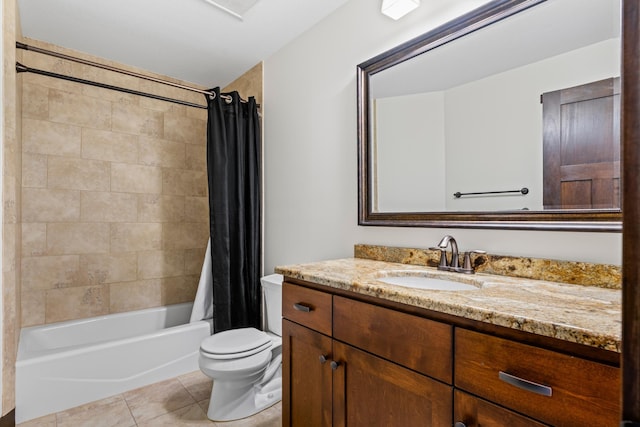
[198, 274, 283, 421]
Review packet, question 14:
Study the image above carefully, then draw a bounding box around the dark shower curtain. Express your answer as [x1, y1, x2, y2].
[206, 87, 261, 333]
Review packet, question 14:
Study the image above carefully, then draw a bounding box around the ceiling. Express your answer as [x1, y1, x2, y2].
[17, 0, 349, 87]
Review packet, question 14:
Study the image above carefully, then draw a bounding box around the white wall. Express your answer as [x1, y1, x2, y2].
[263, 0, 622, 275]
[374, 92, 446, 212]
[445, 39, 619, 211]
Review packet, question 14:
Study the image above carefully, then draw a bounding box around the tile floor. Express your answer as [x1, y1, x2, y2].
[16, 370, 282, 427]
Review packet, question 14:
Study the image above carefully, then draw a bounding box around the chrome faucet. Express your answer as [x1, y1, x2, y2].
[430, 235, 485, 274]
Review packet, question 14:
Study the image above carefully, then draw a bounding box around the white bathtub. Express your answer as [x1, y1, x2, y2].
[15, 303, 212, 424]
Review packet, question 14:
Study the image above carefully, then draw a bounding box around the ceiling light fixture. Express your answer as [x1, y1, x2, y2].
[201, 0, 260, 20]
[381, 0, 420, 20]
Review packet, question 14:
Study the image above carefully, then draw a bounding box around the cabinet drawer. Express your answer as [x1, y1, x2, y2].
[282, 283, 332, 336]
[454, 390, 549, 427]
[455, 328, 620, 427]
[333, 296, 452, 383]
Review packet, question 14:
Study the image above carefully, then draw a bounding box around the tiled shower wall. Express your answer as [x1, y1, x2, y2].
[3, 0, 22, 413]
[20, 39, 211, 326]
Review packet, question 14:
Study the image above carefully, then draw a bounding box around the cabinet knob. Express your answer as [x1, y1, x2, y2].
[454, 423, 467, 427]
[319, 355, 328, 364]
[330, 361, 340, 370]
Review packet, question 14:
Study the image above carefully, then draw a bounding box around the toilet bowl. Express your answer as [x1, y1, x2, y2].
[198, 274, 283, 421]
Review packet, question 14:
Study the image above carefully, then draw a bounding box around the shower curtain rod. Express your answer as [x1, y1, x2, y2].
[16, 62, 209, 109]
[16, 41, 258, 107]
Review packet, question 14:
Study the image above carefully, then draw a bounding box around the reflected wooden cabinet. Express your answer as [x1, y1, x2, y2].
[542, 78, 621, 210]
[283, 279, 620, 427]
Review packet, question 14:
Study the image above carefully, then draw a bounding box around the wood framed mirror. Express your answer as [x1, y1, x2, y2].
[357, 0, 622, 231]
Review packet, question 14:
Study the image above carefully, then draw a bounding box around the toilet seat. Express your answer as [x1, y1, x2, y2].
[200, 327, 272, 360]
[202, 346, 272, 374]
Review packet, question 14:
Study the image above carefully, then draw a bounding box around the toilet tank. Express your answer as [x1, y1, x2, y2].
[261, 274, 283, 336]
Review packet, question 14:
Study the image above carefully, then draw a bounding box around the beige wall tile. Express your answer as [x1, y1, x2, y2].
[184, 247, 207, 275]
[138, 194, 184, 223]
[223, 62, 263, 107]
[161, 276, 198, 305]
[23, 118, 81, 156]
[48, 89, 112, 130]
[22, 223, 47, 257]
[162, 169, 207, 197]
[111, 163, 162, 194]
[163, 223, 208, 250]
[163, 114, 206, 144]
[186, 107, 208, 121]
[184, 196, 208, 223]
[82, 128, 139, 163]
[45, 285, 109, 323]
[138, 96, 188, 114]
[111, 223, 162, 252]
[47, 223, 110, 255]
[23, 188, 80, 222]
[3, 176, 17, 224]
[20, 290, 46, 327]
[139, 136, 185, 168]
[82, 65, 140, 104]
[22, 72, 80, 95]
[22, 255, 80, 291]
[185, 143, 206, 171]
[112, 102, 163, 137]
[18, 39, 215, 333]
[137, 250, 185, 279]
[48, 157, 110, 191]
[81, 191, 138, 222]
[139, 78, 203, 105]
[80, 253, 137, 285]
[22, 153, 47, 188]
[22, 83, 49, 119]
[110, 279, 162, 313]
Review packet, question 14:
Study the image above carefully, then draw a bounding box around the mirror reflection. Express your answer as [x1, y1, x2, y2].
[369, 0, 620, 214]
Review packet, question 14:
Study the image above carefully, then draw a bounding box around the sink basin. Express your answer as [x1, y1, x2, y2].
[377, 273, 480, 291]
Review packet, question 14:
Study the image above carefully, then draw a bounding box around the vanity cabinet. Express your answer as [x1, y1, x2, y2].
[282, 282, 452, 426]
[455, 328, 620, 426]
[282, 279, 621, 427]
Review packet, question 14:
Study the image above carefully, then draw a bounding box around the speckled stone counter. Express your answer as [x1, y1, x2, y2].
[275, 258, 622, 352]
[355, 244, 622, 289]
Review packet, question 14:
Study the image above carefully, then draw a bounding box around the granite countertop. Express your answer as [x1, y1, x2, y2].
[275, 258, 622, 352]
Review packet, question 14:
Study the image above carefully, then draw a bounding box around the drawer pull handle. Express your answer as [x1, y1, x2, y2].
[319, 355, 328, 364]
[293, 303, 312, 312]
[330, 361, 341, 370]
[499, 371, 553, 396]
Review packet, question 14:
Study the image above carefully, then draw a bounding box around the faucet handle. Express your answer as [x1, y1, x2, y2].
[429, 246, 449, 269]
[461, 250, 486, 274]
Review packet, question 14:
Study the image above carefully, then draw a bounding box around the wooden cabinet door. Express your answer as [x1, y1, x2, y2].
[332, 340, 452, 427]
[542, 77, 620, 209]
[454, 390, 549, 427]
[283, 320, 333, 427]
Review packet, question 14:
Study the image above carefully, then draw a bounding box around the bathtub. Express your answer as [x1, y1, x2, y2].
[15, 303, 212, 424]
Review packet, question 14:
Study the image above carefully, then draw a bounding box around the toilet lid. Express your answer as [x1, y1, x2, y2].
[200, 327, 271, 359]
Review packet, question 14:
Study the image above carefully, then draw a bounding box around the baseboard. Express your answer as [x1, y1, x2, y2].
[0, 409, 15, 427]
